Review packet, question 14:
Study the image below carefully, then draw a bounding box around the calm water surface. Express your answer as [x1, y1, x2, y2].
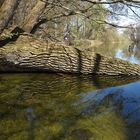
[94, 43, 140, 64]
[0, 73, 140, 140]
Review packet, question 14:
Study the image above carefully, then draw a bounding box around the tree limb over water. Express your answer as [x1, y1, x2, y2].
[0, 34, 140, 75]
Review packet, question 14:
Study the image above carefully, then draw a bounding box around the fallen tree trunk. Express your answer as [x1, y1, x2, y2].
[0, 0, 47, 35]
[22, 0, 47, 33]
[0, 0, 19, 34]
[0, 0, 4, 8]
[0, 34, 140, 75]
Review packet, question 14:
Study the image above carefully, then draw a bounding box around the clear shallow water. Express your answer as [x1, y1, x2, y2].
[0, 73, 140, 140]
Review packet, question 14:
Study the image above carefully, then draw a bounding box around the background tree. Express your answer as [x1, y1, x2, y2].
[0, 0, 140, 44]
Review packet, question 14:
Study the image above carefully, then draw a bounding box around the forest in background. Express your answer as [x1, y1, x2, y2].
[1, 0, 140, 48]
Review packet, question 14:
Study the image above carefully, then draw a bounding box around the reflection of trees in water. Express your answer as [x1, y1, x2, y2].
[94, 43, 128, 58]
[94, 42, 140, 64]
[0, 74, 140, 139]
[119, 43, 140, 64]
[133, 43, 140, 60]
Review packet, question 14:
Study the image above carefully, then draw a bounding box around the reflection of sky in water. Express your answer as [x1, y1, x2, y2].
[81, 81, 140, 124]
[115, 49, 140, 64]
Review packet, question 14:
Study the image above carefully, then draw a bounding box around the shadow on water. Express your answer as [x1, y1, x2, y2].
[0, 73, 140, 139]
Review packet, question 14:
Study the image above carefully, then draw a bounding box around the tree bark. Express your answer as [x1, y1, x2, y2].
[0, 0, 19, 34]
[0, 34, 140, 75]
[0, 0, 4, 8]
[22, 0, 47, 33]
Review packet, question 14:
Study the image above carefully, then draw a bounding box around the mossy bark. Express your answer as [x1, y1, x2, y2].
[0, 35, 140, 75]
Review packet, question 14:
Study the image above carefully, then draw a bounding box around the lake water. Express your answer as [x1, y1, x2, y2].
[94, 43, 140, 64]
[1, 44, 140, 140]
[0, 73, 140, 140]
